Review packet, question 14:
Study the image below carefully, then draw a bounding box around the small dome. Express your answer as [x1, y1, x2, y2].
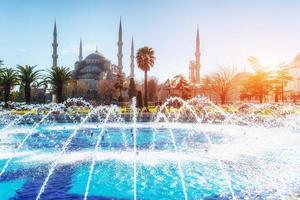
[293, 53, 300, 63]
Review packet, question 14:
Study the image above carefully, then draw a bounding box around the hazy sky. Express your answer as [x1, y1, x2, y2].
[1, 0, 300, 82]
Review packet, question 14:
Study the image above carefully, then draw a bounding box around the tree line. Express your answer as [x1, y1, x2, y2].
[1, 52, 293, 107]
[202, 62, 293, 104]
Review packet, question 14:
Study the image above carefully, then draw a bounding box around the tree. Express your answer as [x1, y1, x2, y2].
[204, 67, 237, 104]
[201, 76, 214, 99]
[17, 65, 41, 104]
[247, 56, 274, 103]
[163, 79, 172, 96]
[136, 47, 155, 107]
[114, 71, 125, 102]
[128, 78, 137, 100]
[36, 77, 49, 103]
[274, 66, 292, 102]
[66, 80, 86, 98]
[0, 60, 3, 101]
[0, 68, 18, 107]
[46, 66, 71, 103]
[98, 80, 118, 104]
[171, 75, 191, 99]
[11, 90, 24, 102]
[272, 77, 280, 103]
[247, 56, 262, 71]
[136, 90, 143, 108]
[244, 69, 271, 103]
[147, 77, 159, 101]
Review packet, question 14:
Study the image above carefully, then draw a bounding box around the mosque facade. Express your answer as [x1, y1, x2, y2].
[51, 19, 135, 100]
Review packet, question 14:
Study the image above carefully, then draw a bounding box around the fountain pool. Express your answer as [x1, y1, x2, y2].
[0, 98, 299, 200]
[0, 123, 299, 200]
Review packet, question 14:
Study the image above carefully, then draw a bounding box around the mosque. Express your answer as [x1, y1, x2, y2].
[51, 19, 203, 102]
[51, 19, 135, 99]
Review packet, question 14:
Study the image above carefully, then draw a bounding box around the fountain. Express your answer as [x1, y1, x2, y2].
[83, 106, 117, 200]
[0, 96, 299, 200]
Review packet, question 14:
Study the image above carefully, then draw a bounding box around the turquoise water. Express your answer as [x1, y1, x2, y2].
[0, 123, 299, 199]
[70, 161, 234, 199]
[0, 179, 26, 199]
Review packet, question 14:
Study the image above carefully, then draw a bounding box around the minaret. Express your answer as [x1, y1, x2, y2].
[194, 25, 201, 84]
[117, 18, 123, 70]
[78, 38, 83, 61]
[130, 37, 135, 79]
[52, 20, 58, 67]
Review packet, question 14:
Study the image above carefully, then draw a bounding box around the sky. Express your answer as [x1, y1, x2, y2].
[0, 0, 300, 82]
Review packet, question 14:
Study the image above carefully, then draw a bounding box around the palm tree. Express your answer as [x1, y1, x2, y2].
[46, 66, 71, 103]
[136, 47, 155, 107]
[0, 68, 18, 107]
[17, 65, 41, 104]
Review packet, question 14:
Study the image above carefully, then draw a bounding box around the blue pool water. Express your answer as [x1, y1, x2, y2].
[0, 123, 299, 200]
[0, 179, 26, 199]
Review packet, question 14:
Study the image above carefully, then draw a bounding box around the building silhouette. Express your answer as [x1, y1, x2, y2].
[51, 19, 133, 100]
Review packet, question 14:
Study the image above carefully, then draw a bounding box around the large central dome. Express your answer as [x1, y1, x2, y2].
[72, 50, 112, 81]
[85, 52, 103, 59]
[84, 51, 108, 64]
